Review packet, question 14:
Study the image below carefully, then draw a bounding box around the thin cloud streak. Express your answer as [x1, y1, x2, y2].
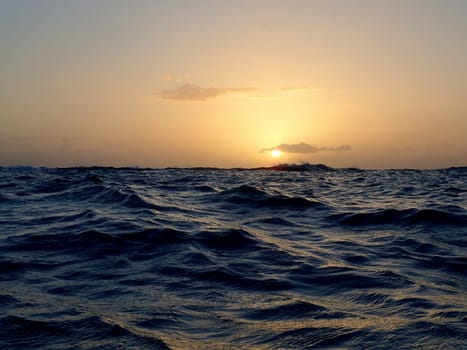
[260, 142, 351, 154]
[159, 84, 256, 101]
[158, 84, 316, 101]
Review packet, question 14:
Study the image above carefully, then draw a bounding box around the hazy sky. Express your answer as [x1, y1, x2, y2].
[1, 0, 466, 168]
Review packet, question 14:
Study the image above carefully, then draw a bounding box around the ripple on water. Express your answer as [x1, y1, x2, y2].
[0, 166, 466, 349]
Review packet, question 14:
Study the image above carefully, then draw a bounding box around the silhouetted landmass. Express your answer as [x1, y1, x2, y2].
[165, 163, 337, 172]
[2, 163, 467, 172]
[259, 163, 334, 171]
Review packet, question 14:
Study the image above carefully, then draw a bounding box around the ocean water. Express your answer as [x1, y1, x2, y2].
[0, 165, 466, 349]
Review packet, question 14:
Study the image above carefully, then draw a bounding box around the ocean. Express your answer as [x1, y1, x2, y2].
[0, 165, 466, 349]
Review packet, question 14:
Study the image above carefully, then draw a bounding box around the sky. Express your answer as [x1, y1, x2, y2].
[1, 0, 466, 169]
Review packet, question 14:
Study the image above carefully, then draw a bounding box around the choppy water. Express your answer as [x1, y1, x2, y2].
[0, 166, 466, 349]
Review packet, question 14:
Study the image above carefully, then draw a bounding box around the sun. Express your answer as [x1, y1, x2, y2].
[271, 149, 282, 157]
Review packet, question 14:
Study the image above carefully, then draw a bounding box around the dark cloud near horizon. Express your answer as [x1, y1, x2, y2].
[260, 142, 351, 154]
[159, 84, 256, 101]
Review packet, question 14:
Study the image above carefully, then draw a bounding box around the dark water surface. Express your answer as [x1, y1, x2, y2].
[0, 166, 466, 349]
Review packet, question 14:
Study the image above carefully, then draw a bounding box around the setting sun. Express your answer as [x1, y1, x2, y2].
[1, 2, 467, 349]
[271, 149, 282, 158]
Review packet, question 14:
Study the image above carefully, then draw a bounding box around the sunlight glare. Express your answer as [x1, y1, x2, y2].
[271, 149, 282, 158]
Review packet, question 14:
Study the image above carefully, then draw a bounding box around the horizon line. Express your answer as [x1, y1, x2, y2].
[1, 163, 466, 172]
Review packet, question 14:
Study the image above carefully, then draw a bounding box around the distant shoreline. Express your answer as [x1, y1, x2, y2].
[1, 163, 466, 172]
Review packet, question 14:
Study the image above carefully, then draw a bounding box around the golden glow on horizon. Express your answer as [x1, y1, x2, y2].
[0, 1, 466, 169]
[271, 149, 282, 158]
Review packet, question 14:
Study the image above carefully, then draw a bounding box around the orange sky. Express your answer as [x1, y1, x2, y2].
[1, 0, 466, 169]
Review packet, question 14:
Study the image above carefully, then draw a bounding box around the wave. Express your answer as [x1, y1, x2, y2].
[248, 217, 298, 226]
[264, 326, 361, 349]
[0, 315, 169, 349]
[243, 300, 329, 321]
[195, 228, 259, 251]
[213, 184, 326, 209]
[29, 177, 178, 212]
[291, 265, 414, 294]
[1, 166, 466, 349]
[333, 208, 467, 226]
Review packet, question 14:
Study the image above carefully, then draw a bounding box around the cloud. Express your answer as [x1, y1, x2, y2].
[326, 145, 351, 152]
[159, 84, 256, 101]
[158, 84, 319, 101]
[260, 142, 351, 154]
